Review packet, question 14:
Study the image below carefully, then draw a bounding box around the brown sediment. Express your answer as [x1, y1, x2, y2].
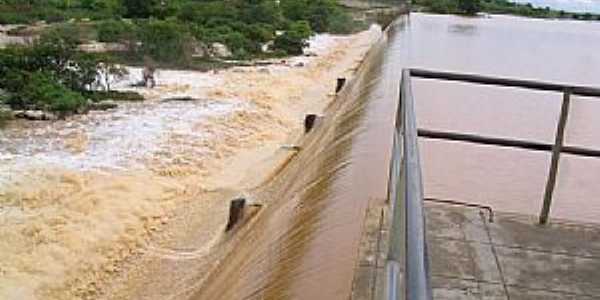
[0, 28, 381, 300]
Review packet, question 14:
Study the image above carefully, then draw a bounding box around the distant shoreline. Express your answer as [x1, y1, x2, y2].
[411, 0, 600, 21]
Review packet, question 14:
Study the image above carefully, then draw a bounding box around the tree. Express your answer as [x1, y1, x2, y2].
[6, 71, 86, 112]
[280, 0, 338, 33]
[458, 0, 481, 15]
[122, 0, 159, 18]
[137, 20, 194, 64]
[273, 20, 312, 55]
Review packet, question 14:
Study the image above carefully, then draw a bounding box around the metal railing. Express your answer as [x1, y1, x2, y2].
[384, 68, 600, 300]
[385, 69, 432, 300]
[410, 68, 600, 225]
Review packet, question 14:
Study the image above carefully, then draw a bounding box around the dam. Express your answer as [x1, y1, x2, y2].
[189, 11, 600, 300]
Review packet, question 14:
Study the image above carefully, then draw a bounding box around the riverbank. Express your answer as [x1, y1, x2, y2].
[0, 27, 381, 300]
[412, 0, 600, 20]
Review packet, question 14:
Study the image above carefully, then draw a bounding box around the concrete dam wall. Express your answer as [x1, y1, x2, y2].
[190, 17, 408, 300]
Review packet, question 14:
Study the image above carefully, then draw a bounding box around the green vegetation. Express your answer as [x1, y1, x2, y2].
[273, 21, 312, 55]
[0, 0, 366, 118]
[414, 0, 600, 19]
[0, 27, 94, 112]
[0, 27, 138, 117]
[16, 71, 87, 112]
[1, 0, 364, 62]
[96, 19, 135, 43]
[84, 90, 144, 102]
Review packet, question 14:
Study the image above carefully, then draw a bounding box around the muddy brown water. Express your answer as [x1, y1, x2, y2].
[400, 13, 600, 223]
[190, 16, 402, 300]
[191, 13, 600, 299]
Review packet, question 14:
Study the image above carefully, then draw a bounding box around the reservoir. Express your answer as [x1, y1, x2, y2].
[399, 13, 600, 222]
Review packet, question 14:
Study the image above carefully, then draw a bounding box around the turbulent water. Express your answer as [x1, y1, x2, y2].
[190, 20, 398, 300]
[0, 29, 384, 299]
[397, 13, 600, 222]
[0, 99, 246, 187]
[2, 11, 599, 300]
[190, 13, 600, 300]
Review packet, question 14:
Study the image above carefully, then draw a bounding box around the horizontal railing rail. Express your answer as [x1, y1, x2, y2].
[418, 129, 600, 158]
[410, 68, 600, 98]
[409, 68, 600, 225]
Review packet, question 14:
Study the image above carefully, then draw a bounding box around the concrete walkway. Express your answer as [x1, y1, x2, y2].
[427, 202, 600, 299]
[351, 201, 600, 299]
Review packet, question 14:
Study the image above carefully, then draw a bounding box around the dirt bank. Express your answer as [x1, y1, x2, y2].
[0, 27, 380, 300]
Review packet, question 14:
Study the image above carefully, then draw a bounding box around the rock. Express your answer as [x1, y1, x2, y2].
[261, 41, 274, 53]
[257, 67, 270, 74]
[232, 67, 248, 73]
[24, 111, 44, 120]
[79, 42, 128, 53]
[211, 42, 232, 58]
[76, 104, 90, 114]
[294, 62, 305, 67]
[192, 42, 210, 58]
[161, 96, 199, 102]
[14, 110, 57, 121]
[89, 100, 118, 111]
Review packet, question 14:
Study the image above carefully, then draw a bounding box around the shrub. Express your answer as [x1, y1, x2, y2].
[122, 0, 159, 19]
[429, 0, 457, 14]
[0, 90, 12, 127]
[280, 0, 338, 33]
[7, 71, 86, 112]
[85, 90, 144, 102]
[0, 108, 12, 127]
[0, 10, 31, 24]
[328, 11, 356, 34]
[97, 19, 135, 43]
[458, 0, 481, 15]
[273, 21, 312, 55]
[177, 1, 236, 24]
[137, 20, 194, 64]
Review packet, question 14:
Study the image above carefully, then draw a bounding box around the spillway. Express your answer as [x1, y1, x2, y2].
[190, 17, 408, 300]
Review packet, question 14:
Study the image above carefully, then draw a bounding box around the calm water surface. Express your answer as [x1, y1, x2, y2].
[399, 13, 600, 222]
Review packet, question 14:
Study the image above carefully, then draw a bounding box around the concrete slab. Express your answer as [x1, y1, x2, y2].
[428, 238, 502, 283]
[351, 201, 600, 299]
[431, 276, 507, 300]
[496, 246, 600, 296]
[488, 213, 600, 258]
[425, 202, 600, 299]
[426, 203, 489, 243]
[507, 286, 597, 300]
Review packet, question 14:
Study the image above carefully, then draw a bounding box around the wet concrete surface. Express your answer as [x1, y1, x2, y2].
[428, 203, 600, 299]
[353, 202, 600, 299]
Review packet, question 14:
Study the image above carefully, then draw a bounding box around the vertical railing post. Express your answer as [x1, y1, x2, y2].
[539, 89, 571, 225]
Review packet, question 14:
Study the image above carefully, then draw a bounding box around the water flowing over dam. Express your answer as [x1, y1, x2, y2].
[190, 17, 405, 300]
[191, 12, 600, 300]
